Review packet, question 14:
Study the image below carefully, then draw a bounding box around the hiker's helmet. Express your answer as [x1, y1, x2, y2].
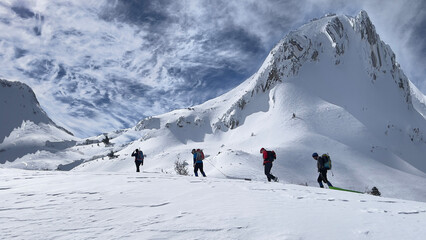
[260, 148, 265, 153]
[312, 152, 318, 157]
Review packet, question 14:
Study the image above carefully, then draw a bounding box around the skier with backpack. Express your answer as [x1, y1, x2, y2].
[260, 148, 278, 182]
[131, 149, 144, 172]
[192, 149, 206, 177]
[312, 152, 333, 188]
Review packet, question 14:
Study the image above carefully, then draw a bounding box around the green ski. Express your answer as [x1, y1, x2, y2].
[329, 186, 363, 194]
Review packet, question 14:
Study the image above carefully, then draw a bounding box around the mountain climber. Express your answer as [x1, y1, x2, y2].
[312, 152, 333, 188]
[260, 148, 278, 182]
[192, 149, 206, 177]
[131, 149, 144, 172]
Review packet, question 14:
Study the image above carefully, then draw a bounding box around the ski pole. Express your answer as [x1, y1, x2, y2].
[205, 158, 228, 178]
[205, 158, 252, 181]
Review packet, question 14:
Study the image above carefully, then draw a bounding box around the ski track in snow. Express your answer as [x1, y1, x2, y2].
[1, 169, 426, 240]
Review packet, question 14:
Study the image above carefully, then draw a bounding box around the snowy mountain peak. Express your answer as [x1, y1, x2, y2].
[0, 79, 53, 139]
[0, 79, 76, 165]
[136, 11, 405, 134]
[206, 11, 415, 135]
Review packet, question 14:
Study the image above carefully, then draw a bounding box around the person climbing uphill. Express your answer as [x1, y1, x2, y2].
[312, 152, 333, 188]
[192, 149, 206, 177]
[260, 148, 278, 182]
[131, 149, 144, 172]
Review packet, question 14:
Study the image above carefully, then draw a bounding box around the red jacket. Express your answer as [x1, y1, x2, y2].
[263, 150, 274, 164]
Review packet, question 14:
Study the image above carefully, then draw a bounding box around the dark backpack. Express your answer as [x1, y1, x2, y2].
[137, 151, 144, 161]
[267, 151, 276, 162]
[322, 153, 332, 170]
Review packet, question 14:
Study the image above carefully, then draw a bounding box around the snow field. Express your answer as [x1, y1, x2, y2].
[1, 168, 425, 240]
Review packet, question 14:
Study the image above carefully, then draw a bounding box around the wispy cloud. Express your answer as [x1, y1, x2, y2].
[0, 0, 424, 137]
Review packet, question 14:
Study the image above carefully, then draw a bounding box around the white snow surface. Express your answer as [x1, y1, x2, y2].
[1, 168, 425, 240]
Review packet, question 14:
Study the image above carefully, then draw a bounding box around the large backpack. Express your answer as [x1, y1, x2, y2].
[267, 151, 276, 162]
[196, 149, 205, 161]
[322, 153, 332, 170]
[137, 151, 144, 161]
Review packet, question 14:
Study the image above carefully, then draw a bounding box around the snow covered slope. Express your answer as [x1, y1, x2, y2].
[2, 11, 426, 202]
[1, 169, 425, 240]
[411, 83, 426, 119]
[0, 79, 78, 167]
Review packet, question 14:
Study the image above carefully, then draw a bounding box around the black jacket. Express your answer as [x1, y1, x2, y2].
[316, 156, 326, 171]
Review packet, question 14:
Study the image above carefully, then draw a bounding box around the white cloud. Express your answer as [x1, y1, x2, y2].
[0, 0, 424, 138]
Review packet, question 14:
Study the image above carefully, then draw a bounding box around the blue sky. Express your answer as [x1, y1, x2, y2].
[0, 0, 425, 137]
